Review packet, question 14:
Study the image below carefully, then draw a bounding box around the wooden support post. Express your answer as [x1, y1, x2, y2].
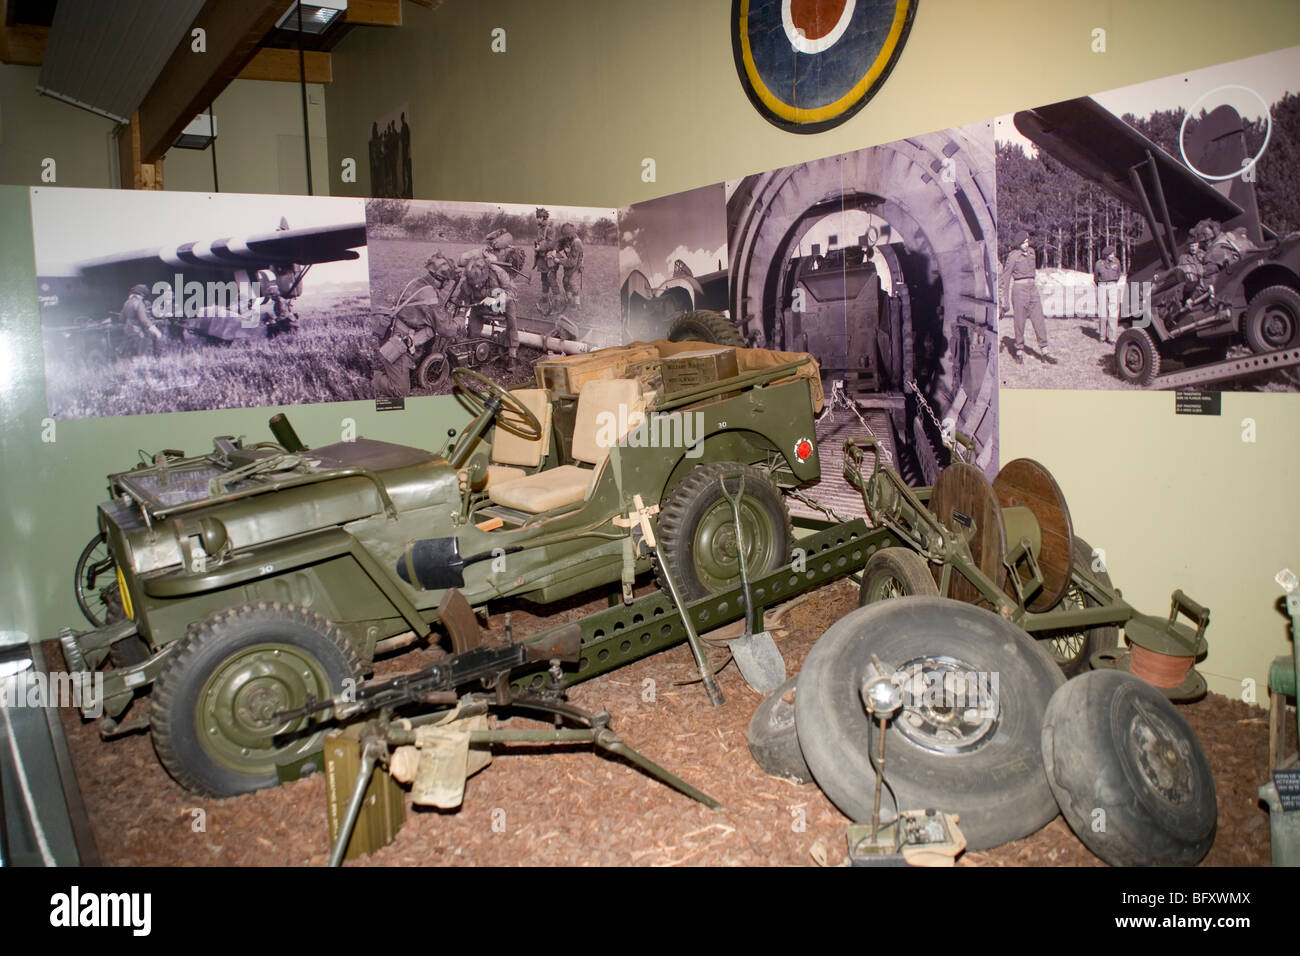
[117, 113, 164, 190]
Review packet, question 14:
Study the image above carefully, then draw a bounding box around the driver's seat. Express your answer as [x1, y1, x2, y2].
[487, 378, 644, 513]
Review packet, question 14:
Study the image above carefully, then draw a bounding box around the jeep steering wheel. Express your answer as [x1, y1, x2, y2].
[451, 366, 542, 441]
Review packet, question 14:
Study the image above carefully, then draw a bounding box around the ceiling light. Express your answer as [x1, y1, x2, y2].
[275, 1, 347, 34]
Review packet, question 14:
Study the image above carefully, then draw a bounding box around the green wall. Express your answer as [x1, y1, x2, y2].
[0, 65, 328, 195]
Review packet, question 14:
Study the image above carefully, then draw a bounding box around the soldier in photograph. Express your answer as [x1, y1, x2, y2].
[372, 251, 458, 396]
[1092, 244, 1122, 344]
[999, 231, 1055, 364]
[121, 283, 164, 357]
[555, 222, 584, 309]
[455, 250, 519, 361]
[533, 207, 558, 297]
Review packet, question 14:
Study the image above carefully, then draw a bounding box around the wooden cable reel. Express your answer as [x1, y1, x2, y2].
[927, 458, 1074, 611]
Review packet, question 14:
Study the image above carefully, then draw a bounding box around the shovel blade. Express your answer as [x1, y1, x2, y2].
[729, 631, 786, 695]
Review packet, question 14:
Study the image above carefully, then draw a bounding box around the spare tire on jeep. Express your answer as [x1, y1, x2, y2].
[666, 310, 746, 348]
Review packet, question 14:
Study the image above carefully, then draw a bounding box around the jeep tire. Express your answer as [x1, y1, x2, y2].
[666, 310, 746, 348]
[150, 602, 363, 797]
[656, 462, 792, 601]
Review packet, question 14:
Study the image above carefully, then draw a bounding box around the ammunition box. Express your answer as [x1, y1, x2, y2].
[660, 347, 740, 395]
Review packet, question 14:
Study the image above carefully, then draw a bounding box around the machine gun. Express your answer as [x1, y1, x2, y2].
[275, 623, 584, 724]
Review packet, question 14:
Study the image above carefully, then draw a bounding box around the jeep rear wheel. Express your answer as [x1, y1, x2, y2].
[150, 602, 363, 797]
[1115, 327, 1161, 386]
[655, 463, 792, 601]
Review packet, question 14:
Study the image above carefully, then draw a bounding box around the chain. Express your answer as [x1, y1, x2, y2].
[819, 380, 894, 465]
[906, 378, 966, 464]
[784, 487, 850, 525]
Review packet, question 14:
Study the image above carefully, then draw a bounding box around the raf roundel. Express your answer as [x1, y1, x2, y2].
[732, 0, 918, 134]
[794, 437, 815, 462]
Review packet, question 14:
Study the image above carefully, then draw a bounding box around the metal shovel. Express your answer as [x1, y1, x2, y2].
[717, 472, 787, 694]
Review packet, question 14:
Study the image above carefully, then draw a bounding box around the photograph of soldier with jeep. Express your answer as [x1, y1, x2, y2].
[364, 198, 621, 397]
[30, 189, 373, 418]
[995, 45, 1300, 392]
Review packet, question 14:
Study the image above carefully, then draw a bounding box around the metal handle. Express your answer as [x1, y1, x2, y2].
[1169, 589, 1210, 642]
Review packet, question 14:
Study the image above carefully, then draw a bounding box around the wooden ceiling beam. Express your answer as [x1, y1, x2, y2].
[0, 22, 48, 65]
[239, 47, 332, 83]
[346, 0, 403, 27]
[135, 0, 286, 163]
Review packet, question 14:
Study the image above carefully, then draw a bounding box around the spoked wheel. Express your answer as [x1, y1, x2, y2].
[1042, 670, 1216, 866]
[655, 463, 793, 600]
[150, 602, 364, 796]
[795, 597, 1064, 850]
[416, 350, 450, 390]
[74, 532, 122, 628]
[1038, 536, 1119, 676]
[857, 547, 938, 606]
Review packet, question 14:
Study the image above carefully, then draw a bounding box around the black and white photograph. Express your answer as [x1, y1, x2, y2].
[364, 197, 620, 397]
[725, 121, 1001, 516]
[368, 103, 413, 200]
[30, 188, 372, 418]
[618, 183, 731, 343]
[995, 44, 1300, 392]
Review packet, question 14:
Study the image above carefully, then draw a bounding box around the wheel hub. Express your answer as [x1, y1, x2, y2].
[201, 645, 328, 754]
[692, 501, 773, 592]
[1128, 700, 1193, 805]
[891, 655, 1000, 754]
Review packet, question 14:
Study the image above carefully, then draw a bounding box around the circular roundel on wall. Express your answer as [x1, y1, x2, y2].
[732, 0, 918, 134]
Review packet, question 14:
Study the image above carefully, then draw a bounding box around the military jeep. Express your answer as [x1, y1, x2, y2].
[62, 341, 823, 796]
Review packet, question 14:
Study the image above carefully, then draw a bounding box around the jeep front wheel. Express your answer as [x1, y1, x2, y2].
[655, 462, 792, 600]
[150, 602, 363, 797]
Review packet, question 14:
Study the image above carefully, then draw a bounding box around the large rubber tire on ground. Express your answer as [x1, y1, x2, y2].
[150, 602, 364, 797]
[1243, 284, 1300, 355]
[655, 462, 793, 601]
[1115, 327, 1161, 386]
[795, 596, 1064, 850]
[666, 310, 746, 348]
[747, 676, 813, 784]
[857, 547, 939, 606]
[1041, 670, 1216, 866]
[1038, 537, 1119, 677]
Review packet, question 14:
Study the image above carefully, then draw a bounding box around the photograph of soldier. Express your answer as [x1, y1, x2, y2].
[618, 183, 730, 342]
[368, 105, 413, 199]
[999, 232, 1055, 365]
[363, 198, 622, 396]
[555, 223, 584, 309]
[30, 189, 373, 418]
[722, 122, 1001, 514]
[1093, 244, 1123, 344]
[370, 251, 458, 396]
[995, 45, 1300, 391]
[533, 207, 558, 297]
[121, 283, 164, 357]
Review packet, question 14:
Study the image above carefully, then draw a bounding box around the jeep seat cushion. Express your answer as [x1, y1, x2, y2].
[491, 389, 552, 467]
[487, 464, 592, 513]
[486, 464, 525, 487]
[570, 379, 644, 466]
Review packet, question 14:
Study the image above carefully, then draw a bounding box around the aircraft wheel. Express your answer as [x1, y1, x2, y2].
[748, 676, 813, 784]
[1042, 670, 1216, 866]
